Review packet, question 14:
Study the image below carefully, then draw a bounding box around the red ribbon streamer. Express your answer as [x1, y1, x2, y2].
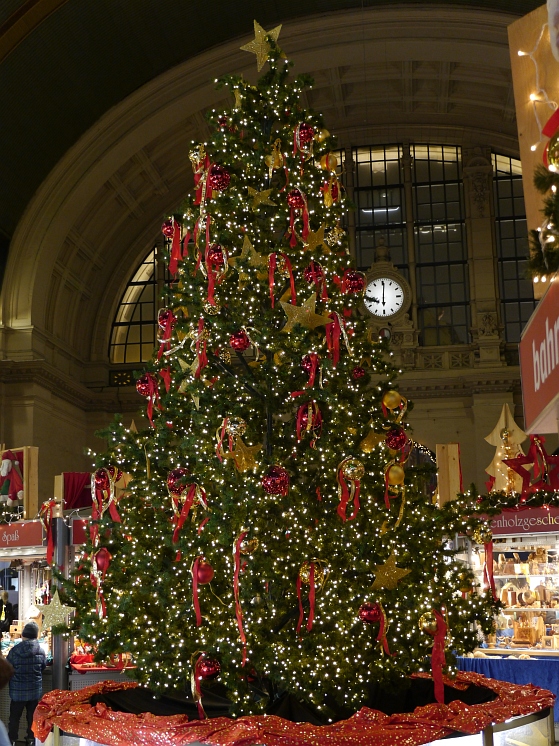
[483, 540, 497, 601]
[192, 556, 203, 627]
[307, 563, 315, 632]
[337, 464, 360, 522]
[306, 353, 319, 388]
[431, 609, 447, 705]
[376, 603, 395, 656]
[169, 219, 182, 276]
[192, 654, 207, 719]
[39, 500, 56, 564]
[234, 531, 248, 665]
[268, 253, 296, 308]
[159, 368, 171, 392]
[172, 484, 198, 544]
[325, 313, 342, 368]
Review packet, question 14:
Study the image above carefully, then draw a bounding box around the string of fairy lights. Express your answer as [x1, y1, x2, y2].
[54, 27, 499, 718]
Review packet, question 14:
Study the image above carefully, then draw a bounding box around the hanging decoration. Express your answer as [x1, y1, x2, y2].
[372, 554, 411, 591]
[484, 403, 527, 494]
[296, 401, 323, 446]
[216, 418, 262, 473]
[419, 609, 447, 704]
[261, 465, 290, 496]
[157, 309, 177, 359]
[191, 557, 214, 627]
[90, 547, 112, 618]
[336, 457, 364, 522]
[135, 372, 160, 427]
[37, 590, 75, 631]
[268, 252, 296, 308]
[233, 531, 249, 665]
[503, 434, 559, 497]
[325, 312, 353, 367]
[39, 499, 57, 564]
[286, 188, 309, 247]
[359, 601, 394, 656]
[280, 294, 331, 333]
[296, 559, 327, 634]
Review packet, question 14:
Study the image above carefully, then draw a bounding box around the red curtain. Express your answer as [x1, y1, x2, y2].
[63, 473, 91, 509]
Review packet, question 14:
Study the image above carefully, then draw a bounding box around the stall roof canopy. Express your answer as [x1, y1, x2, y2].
[0, 0, 541, 244]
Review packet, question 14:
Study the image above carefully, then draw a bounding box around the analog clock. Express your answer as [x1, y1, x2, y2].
[364, 277, 405, 318]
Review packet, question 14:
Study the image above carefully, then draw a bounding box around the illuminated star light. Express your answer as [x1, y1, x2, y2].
[240, 21, 282, 72]
[38, 590, 75, 630]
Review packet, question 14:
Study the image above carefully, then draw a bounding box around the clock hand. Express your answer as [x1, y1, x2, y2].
[381, 281, 385, 305]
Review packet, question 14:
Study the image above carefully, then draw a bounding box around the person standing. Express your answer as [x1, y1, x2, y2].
[6, 622, 46, 746]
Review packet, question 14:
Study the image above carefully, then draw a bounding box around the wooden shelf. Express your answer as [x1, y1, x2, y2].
[501, 607, 556, 612]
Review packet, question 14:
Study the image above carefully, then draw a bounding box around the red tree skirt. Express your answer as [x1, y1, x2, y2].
[33, 672, 555, 746]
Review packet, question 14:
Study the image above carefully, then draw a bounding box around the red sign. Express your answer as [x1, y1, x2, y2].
[71, 519, 87, 545]
[0, 520, 44, 548]
[519, 277, 559, 433]
[490, 506, 559, 535]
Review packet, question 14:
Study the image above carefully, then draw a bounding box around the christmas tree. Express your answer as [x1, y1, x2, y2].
[60, 22, 497, 719]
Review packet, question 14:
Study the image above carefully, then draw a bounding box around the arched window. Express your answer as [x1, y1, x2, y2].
[109, 248, 160, 364]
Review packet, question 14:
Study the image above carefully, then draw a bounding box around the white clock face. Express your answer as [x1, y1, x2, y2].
[364, 278, 405, 318]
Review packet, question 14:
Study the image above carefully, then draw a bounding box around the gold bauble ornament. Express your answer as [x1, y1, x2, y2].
[342, 458, 365, 481]
[299, 559, 328, 589]
[548, 132, 559, 170]
[219, 349, 232, 364]
[203, 301, 221, 315]
[360, 429, 385, 453]
[314, 128, 330, 142]
[458, 572, 473, 593]
[240, 538, 260, 555]
[472, 526, 493, 545]
[418, 611, 438, 636]
[387, 464, 405, 486]
[382, 390, 402, 411]
[319, 153, 338, 171]
[225, 417, 247, 438]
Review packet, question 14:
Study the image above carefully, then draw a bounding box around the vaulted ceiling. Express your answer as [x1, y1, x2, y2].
[0, 1, 538, 374]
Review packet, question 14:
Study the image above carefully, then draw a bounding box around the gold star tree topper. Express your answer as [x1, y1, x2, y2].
[37, 590, 75, 630]
[240, 20, 282, 72]
[371, 554, 411, 591]
[280, 294, 331, 333]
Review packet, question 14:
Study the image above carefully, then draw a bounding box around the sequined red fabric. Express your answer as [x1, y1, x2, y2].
[33, 672, 555, 746]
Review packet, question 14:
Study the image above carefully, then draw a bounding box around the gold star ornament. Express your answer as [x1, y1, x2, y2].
[229, 235, 268, 283]
[280, 294, 331, 333]
[303, 224, 327, 253]
[248, 186, 276, 210]
[371, 554, 411, 591]
[240, 20, 282, 72]
[224, 437, 262, 472]
[38, 590, 75, 630]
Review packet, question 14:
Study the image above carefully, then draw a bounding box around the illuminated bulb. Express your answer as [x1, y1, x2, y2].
[531, 144, 538, 151]
[529, 93, 538, 101]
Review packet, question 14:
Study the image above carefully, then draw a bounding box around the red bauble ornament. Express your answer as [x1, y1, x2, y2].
[136, 372, 157, 398]
[198, 656, 221, 680]
[229, 329, 250, 352]
[167, 468, 189, 497]
[330, 182, 339, 201]
[343, 270, 366, 293]
[301, 354, 319, 373]
[208, 165, 230, 191]
[262, 465, 290, 496]
[303, 262, 324, 283]
[94, 469, 110, 491]
[161, 219, 174, 238]
[287, 189, 305, 209]
[352, 366, 366, 380]
[158, 308, 177, 330]
[296, 122, 315, 144]
[95, 547, 112, 575]
[359, 602, 382, 624]
[207, 244, 225, 267]
[217, 115, 228, 127]
[298, 403, 321, 433]
[385, 426, 408, 451]
[196, 559, 214, 585]
[107, 466, 123, 483]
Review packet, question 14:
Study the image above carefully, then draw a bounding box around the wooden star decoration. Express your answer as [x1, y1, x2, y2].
[240, 20, 282, 72]
[248, 186, 276, 210]
[224, 437, 262, 472]
[371, 554, 411, 591]
[37, 590, 75, 630]
[303, 224, 327, 253]
[228, 235, 268, 283]
[503, 435, 559, 497]
[280, 294, 331, 333]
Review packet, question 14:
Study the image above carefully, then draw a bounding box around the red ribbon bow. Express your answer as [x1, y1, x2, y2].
[233, 531, 248, 666]
[296, 562, 316, 634]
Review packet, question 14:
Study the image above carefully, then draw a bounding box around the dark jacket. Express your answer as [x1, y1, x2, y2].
[6, 639, 46, 701]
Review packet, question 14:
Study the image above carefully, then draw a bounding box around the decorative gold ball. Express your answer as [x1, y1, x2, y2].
[219, 349, 232, 364]
[458, 572, 472, 593]
[299, 560, 328, 589]
[382, 390, 402, 411]
[387, 464, 405, 486]
[203, 301, 221, 315]
[320, 153, 338, 171]
[264, 154, 274, 168]
[472, 526, 492, 545]
[225, 417, 247, 438]
[419, 611, 438, 636]
[342, 458, 365, 482]
[360, 430, 385, 454]
[548, 132, 559, 170]
[276, 255, 291, 278]
[314, 128, 330, 142]
[240, 538, 260, 555]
